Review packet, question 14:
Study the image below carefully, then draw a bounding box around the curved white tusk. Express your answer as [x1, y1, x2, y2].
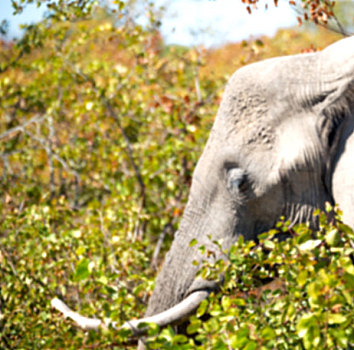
[51, 298, 108, 330]
[51, 290, 209, 335]
[121, 290, 209, 335]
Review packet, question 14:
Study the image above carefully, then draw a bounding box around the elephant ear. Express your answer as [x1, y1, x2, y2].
[318, 37, 354, 228]
[332, 116, 354, 228]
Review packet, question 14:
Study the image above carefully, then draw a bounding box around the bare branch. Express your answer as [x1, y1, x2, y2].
[151, 223, 173, 270]
[0, 46, 26, 75]
[0, 114, 45, 141]
[194, 66, 202, 103]
[0, 152, 12, 179]
[104, 102, 146, 203]
[194, 47, 203, 103]
[69, 65, 146, 199]
[290, 1, 351, 37]
[67, 64, 147, 236]
[0, 248, 18, 277]
[325, 0, 349, 36]
[24, 130, 81, 181]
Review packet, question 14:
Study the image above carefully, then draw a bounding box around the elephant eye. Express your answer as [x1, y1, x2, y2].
[227, 168, 248, 194]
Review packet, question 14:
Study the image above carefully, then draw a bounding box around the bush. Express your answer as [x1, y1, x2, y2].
[144, 207, 354, 350]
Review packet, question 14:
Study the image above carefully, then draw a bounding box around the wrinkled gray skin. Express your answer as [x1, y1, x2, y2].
[145, 37, 354, 318]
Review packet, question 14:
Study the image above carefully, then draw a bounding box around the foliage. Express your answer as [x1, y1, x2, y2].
[144, 207, 354, 349]
[0, 0, 352, 349]
[239, 0, 352, 36]
[200, 27, 341, 80]
[0, 1, 219, 348]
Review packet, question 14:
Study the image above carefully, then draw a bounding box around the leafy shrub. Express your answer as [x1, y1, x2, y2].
[144, 207, 354, 350]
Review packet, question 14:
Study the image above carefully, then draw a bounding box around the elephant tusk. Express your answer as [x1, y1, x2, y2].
[51, 297, 111, 330]
[51, 290, 209, 335]
[121, 290, 209, 335]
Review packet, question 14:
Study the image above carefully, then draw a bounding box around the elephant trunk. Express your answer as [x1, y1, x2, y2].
[144, 186, 233, 317]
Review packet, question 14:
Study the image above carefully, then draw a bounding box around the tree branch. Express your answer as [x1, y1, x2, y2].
[24, 130, 81, 180]
[0, 47, 25, 75]
[325, 0, 349, 36]
[68, 64, 147, 236]
[151, 223, 173, 270]
[0, 114, 45, 141]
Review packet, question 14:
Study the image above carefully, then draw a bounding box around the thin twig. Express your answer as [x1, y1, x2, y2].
[97, 211, 146, 305]
[0, 114, 45, 141]
[0, 153, 11, 180]
[104, 102, 146, 203]
[291, 3, 350, 37]
[24, 130, 81, 180]
[194, 48, 203, 103]
[98, 210, 118, 268]
[325, 0, 348, 36]
[69, 64, 146, 201]
[47, 114, 56, 198]
[0, 47, 25, 75]
[68, 64, 147, 237]
[151, 223, 173, 270]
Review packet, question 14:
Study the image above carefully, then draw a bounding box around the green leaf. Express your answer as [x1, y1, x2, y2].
[343, 273, 354, 290]
[244, 341, 258, 350]
[221, 296, 231, 310]
[212, 338, 228, 350]
[261, 326, 276, 340]
[160, 326, 175, 341]
[296, 313, 316, 338]
[74, 258, 90, 281]
[264, 240, 275, 250]
[233, 298, 246, 306]
[325, 228, 340, 247]
[298, 239, 322, 252]
[187, 318, 202, 334]
[172, 334, 188, 344]
[189, 238, 198, 247]
[230, 327, 250, 348]
[297, 269, 308, 287]
[328, 313, 346, 324]
[196, 299, 208, 318]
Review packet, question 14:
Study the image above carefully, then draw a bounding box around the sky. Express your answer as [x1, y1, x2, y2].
[0, 0, 298, 47]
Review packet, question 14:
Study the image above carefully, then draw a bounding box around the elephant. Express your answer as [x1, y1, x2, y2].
[51, 35, 354, 340]
[142, 35, 354, 321]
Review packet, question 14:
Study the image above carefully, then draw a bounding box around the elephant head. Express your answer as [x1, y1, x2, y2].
[143, 36, 354, 320]
[51, 36, 354, 338]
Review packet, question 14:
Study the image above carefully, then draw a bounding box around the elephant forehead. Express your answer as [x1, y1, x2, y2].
[213, 53, 326, 162]
[215, 51, 322, 136]
[215, 85, 275, 150]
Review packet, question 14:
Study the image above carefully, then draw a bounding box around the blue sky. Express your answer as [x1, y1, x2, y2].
[0, 0, 297, 47]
